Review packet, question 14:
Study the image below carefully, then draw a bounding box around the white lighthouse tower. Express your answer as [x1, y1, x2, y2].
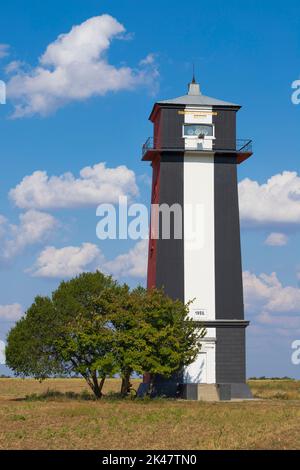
[142, 76, 253, 400]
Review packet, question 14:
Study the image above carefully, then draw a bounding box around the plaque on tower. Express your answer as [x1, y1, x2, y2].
[190, 308, 207, 320]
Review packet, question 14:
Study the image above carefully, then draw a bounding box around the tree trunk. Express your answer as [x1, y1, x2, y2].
[91, 372, 104, 399]
[99, 376, 106, 394]
[121, 371, 132, 396]
[80, 371, 106, 399]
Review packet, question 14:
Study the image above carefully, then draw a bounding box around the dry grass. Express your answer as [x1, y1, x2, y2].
[0, 378, 299, 450]
[248, 379, 300, 400]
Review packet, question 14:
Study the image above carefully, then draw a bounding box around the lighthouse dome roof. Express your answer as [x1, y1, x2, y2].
[158, 94, 240, 107]
[157, 80, 240, 108]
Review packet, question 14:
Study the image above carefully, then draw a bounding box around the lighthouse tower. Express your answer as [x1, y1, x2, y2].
[142, 76, 253, 400]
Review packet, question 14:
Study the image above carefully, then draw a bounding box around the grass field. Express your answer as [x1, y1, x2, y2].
[0, 378, 299, 450]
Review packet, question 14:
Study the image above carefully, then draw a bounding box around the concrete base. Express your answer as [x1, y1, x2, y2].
[182, 383, 230, 401]
[198, 384, 220, 401]
[182, 382, 252, 401]
[138, 376, 253, 401]
[230, 383, 253, 399]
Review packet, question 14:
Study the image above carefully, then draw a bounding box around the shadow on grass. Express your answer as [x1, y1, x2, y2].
[23, 389, 96, 402]
[15, 389, 174, 404]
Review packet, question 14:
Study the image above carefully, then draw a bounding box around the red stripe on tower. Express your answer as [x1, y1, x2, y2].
[147, 154, 160, 289]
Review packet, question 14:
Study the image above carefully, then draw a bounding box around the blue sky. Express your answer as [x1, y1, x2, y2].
[0, 0, 300, 377]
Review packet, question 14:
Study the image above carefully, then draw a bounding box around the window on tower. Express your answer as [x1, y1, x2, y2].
[183, 124, 214, 138]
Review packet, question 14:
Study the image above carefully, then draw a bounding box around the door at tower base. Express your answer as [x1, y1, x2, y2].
[183, 338, 216, 384]
[184, 352, 208, 384]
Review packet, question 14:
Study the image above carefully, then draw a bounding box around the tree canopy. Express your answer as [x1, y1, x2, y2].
[6, 271, 205, 399]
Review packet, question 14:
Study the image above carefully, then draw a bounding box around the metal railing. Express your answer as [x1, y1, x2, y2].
[142, 137, 252, 156]
[235, 139, 253, 153]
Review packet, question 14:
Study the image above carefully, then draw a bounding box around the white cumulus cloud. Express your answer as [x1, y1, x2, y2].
[0, 210, 57, 261]
[239, 171, 300, 229]
[29, 240, 148, 279]
[9, 162, 138, 210]
[243, 271, 300, 331]
[264, 232, 288, 246]
[5, 60, 24, 74]
[0, 304, 23, 321]
[139, 53, 156, 66]
[7, 14, 158, 117]
[257, 311, 300, 329]
[103, 239, 148, 279]
[30, 242, 103, 278]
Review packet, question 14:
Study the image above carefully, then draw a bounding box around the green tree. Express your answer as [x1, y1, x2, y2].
[96, 284, 142, 396]
[6, 272, 205, 399]
[6, 272, 117, 398]
[134, 287, 206, 388]
[97, 286, 205, 396]
[5, 296, 63, 379]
